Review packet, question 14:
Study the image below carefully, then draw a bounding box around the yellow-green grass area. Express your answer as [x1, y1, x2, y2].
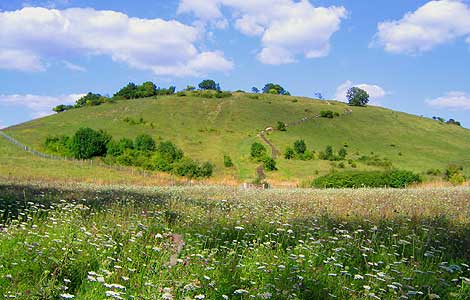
[4, 93, 470, 182]
[0, 182, 469, 299]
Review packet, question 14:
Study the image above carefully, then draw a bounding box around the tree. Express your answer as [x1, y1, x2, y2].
[198, 80, 218, 90]
[134, 134, 156, 152]
[114, 83, 138, 99]
[53, 104, 73, 113]
[294, 140, 307, 155]
[139, 81, 157, 97]
[446, 119, 461, 126]
[324, 145, 334, 160]
[251, 87, 260, 93]
[250, 142, 267, 160]
[70, 127, 110, 159]
[107, 138, 134, 156]
[277, 121, 287, 131]
[346, 87, 369, 106]
[338, 147, 347, 159]
[157, 141, 184, 163]
[263, 156, 277, 171]
[262, 83, 289, 95]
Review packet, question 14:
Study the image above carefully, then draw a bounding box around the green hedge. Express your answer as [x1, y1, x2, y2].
[311, 170, 421, 188]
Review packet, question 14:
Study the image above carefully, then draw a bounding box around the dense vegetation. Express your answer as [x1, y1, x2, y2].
[0, 183, 469, 299]
[44, 128, 214, 179]
[311, 170, 421, 188]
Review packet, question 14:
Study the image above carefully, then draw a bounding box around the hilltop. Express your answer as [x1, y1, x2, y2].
[3, 91, 470, 185]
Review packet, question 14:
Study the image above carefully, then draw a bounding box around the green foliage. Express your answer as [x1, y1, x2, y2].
[445, 164, 465, 185]
[312, 170, 421, 188]
[75, 92, 109, 108]
[198, 79, 218, 91]
[250, 142, 267, 161]
[134, 134, 156, 152]
[107, 138, 134, 157]
[338, 147, 347, 159]
[44, 135, 71, 155]
[262, 156, 277, 171]
[277, 121, 287, 131]
[358, 155, 392, 168]
[284, 147, 295, 159]
[346, 87, 369, 107]
[223, 155, 233, 167]
[449, 173, 466, 186]
[173, 158, 214, 178]
[156, 141, 184, 163]
[294, 139, 307, 155]
[426, 168, 442, 176]
[320, 110, 334, 118]
[114, 82, 174, 100]
[70, 128, 111, 159]
[262, 83, 289, 95]
[52, 104, 74, 113]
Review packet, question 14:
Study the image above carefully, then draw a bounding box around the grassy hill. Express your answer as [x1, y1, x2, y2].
[4, 92, 470, 184]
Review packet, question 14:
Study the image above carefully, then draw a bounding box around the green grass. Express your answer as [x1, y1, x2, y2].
[4, 92, 470, 182]
[0, 183, 469, 299]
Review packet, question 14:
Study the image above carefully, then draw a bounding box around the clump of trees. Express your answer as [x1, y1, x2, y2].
[250, 142, 277, 171]
[262, 83, 290, 95]
[44, 128, 213, 178]
[114, 82, 175, 99]
[432, 116, 462, 127]
[284, 140, 314, 161]
[347, 87, 369, 106]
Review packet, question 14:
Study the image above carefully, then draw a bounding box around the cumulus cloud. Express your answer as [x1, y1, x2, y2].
[0, 7, 233, 76]
[335, 80, 387, 104]
[178, 0, 347, 64]
[373, 0, 470, 54]
[426, 91, 470, 110]
[0, 93, 85, 118]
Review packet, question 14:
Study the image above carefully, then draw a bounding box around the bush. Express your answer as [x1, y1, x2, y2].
[338, 147, 347, 159]
[151, 152, 173, 172]
[224, 155, 234, 167]
[277, 121, 287, 131]
[70, 128, 111, 159]
[284, 147, 295, 159]
[173, 158, 214, 178]
[134, 134, 156, 152]
[320, 110, 334, 118]
[312, 170, 421, 188]
[157, 141, 184, 163]
[251, 142, 267, 161]
[449, 173, 466, 186]
[263, 156, 277, 171]
[294, 140, 307, 155]
[44, 135, 71, 155]
[107, 138, 134, 157]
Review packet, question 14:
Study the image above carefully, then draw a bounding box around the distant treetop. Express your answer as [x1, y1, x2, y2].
[346, 87, 369, 107]
[262, 83, 290, 95]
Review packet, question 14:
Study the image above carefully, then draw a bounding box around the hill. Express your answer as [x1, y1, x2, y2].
[3, 92, 470, 184]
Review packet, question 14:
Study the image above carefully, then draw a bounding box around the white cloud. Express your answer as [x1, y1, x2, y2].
[0, 93, 85, 118]
[178, 0, 347, 65]
[0, 7, 233, 76]
[373, 0, 470, 54]
[62, 60, 86, 72]
[335, 80, 387, 104]
[426, 91, 470, 110]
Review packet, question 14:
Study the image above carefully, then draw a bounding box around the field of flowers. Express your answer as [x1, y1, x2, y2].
[0, 182, 469, 299]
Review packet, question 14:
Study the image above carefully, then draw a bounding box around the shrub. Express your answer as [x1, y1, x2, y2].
[263, 156, 277, 171]
[284, 147, 295, 159]
[223, 155, 234, 167]
[251, 142, 267, 161]
[53, 104, 74, 113]
[320, 110, 334, 118]
[338, 162, 345, 168]
[44, 135, 71, 155]
[298, 151, 314, 161]
[338, 147, 347, 159]
[358, 155, 392, 168]
[277, 121, 287, 131]
[449, 173, 466, 186]
[445, 164, 463, 180]
[107, 138, 134, 157]
[173, 158, 214, 178]
[151, 152, 173, 172]
[294, 140, 307, 155]
[134, 134, 156, 152]
[176, 91, 187, 97]
[70, 128, 111, 159]
[312, 170, 421, 188]
[426, 168, 442, 176]
[215, 91, 232, 98]
[157, 141, 184, 163]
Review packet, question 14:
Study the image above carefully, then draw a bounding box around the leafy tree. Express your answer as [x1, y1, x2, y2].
[53, 104, 73, 113]
[157, 141, 184, 163]
[251, 87, 260, 93]
[277, 121, 287, 131]
[338, 147, 347, 159]
[224, 155, 234, 167]
[198, 80, 218, 91]
[346, 87, 369, 106]
[114, 83, 138, 99]
[294, 140, 307, 155]
[139, 81, 157, 97]
[263, 156, 277, 171]
[70, 128, 111, 159]
[284, 147, 295, 159]
[134, 134, 156, 152]
[75, 92, 108, 107]
[262, 83, 289, 95]
[107, 138, 134, 156]
[250, 142, 267, 160]
[44, 135, 71, 155]
[446, 119, 461, 126]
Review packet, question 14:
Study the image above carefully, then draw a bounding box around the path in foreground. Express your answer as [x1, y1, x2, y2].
[0, 183, 469, 299]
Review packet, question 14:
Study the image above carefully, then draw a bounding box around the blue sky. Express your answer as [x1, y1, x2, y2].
[1, 0, 470, 128]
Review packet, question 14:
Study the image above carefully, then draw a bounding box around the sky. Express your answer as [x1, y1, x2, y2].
[1, 0, 470, 128]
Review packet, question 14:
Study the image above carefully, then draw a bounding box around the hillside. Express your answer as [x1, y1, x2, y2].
[4, 92, 470, 183]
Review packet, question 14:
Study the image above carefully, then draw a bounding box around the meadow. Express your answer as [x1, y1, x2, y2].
[1, 182, 469, 299]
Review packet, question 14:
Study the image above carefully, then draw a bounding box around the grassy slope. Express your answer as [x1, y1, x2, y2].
[4, 93, 470, 182]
